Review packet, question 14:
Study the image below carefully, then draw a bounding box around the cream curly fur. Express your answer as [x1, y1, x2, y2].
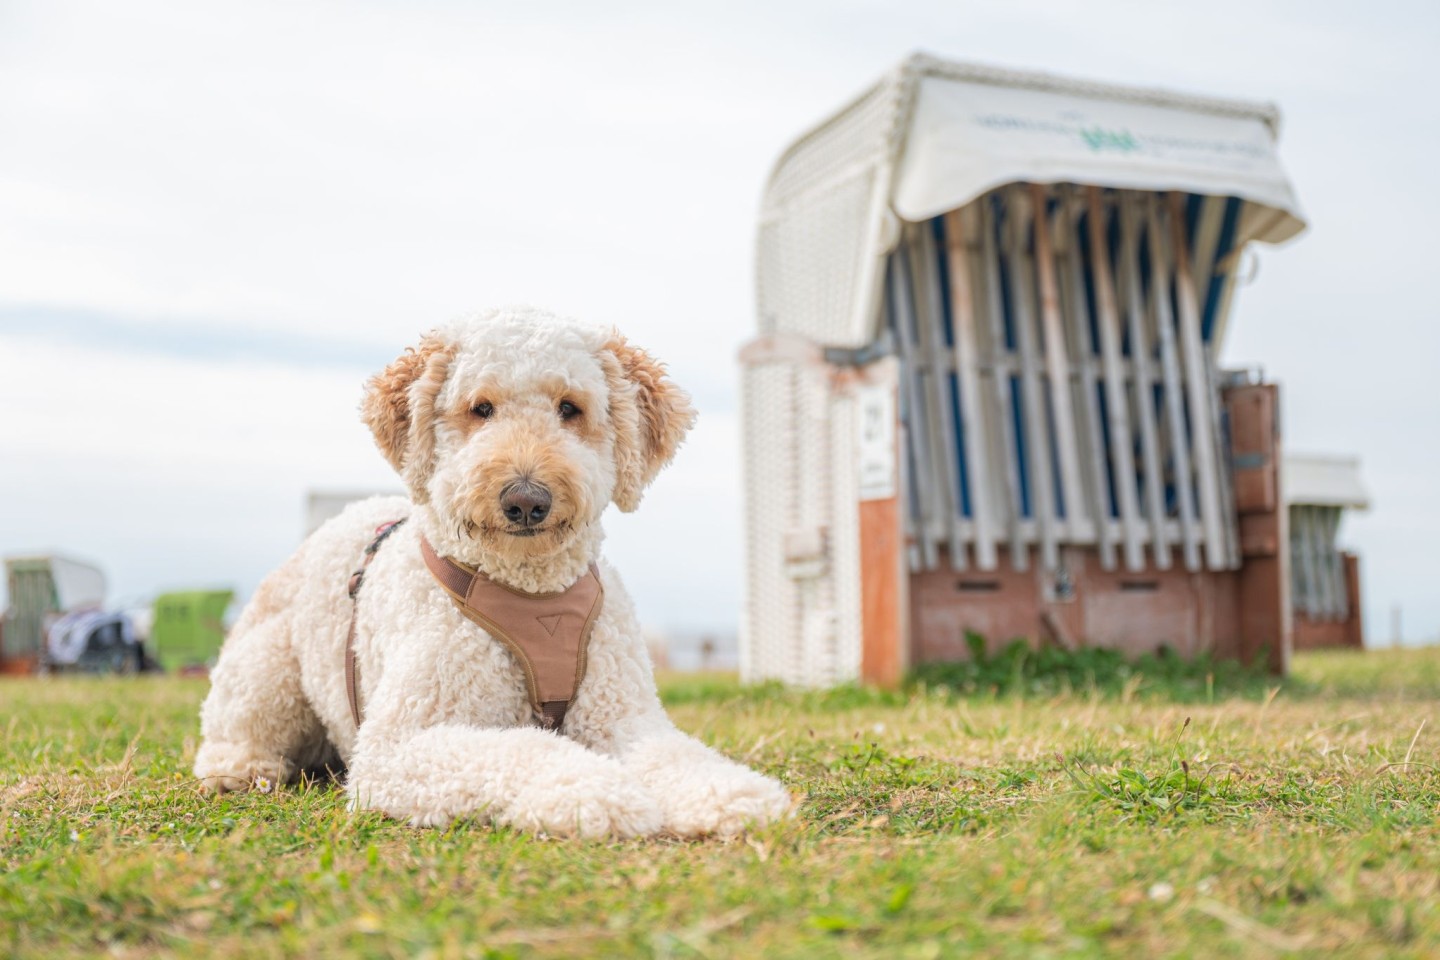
[194, 306, 792, 838]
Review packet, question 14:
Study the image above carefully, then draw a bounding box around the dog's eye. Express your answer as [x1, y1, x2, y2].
[471, 402, 494, 420]
[558, 401, 581, 421]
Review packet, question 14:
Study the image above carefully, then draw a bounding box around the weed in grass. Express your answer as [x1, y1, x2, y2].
[1061, 718, 1234, 823]
[912, 634, 1281, 702]
[1064, 755, 1230, 822]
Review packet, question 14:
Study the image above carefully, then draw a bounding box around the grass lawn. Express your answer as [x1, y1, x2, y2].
[3, 647, 1439, 958]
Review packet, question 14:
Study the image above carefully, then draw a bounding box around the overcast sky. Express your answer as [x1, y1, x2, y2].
[1, 0, 1437, 644]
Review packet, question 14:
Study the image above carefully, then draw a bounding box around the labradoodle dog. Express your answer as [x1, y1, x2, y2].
[193, 307, 791, 837]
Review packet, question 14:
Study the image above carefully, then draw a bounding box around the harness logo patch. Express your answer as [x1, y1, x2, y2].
[537, 614, 563, 637]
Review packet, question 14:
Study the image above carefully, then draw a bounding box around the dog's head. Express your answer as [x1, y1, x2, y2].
[361, 307, 695, 560]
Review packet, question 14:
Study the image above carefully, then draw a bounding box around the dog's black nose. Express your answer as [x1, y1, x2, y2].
[500, 481, 552, 526]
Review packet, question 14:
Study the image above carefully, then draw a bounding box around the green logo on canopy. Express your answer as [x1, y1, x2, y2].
[1080, 126, 1140, 153]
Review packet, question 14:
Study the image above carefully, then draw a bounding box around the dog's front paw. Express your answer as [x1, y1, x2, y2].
[660, 766, 794, 839]
[193, 740, 294, 795]
[505, 772, 665, 840]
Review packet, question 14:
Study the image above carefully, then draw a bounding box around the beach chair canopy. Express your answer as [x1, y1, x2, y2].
[1283, 454, 1370, 510]
[757, 53, 1307, 349]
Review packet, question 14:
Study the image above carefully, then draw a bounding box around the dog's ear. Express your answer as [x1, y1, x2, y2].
[361, 334, 454, 503]
[601, 331, 697, 512]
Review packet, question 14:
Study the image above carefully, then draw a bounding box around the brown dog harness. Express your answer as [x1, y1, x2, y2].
[345, 519, 408, 729]
[344, 521, 604, 732]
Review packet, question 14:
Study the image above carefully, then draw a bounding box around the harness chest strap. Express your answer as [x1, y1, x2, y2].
[343, 523, 604, 731]
[419, 537, 604, 730]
